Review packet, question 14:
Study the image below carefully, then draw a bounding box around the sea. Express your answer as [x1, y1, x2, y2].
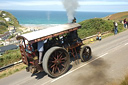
[6, 10, 116, 25]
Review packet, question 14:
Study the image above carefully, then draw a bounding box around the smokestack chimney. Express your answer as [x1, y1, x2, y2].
[62, 0, 79, 23]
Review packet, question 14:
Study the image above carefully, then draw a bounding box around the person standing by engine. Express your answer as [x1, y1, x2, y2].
[72, 17, 76, 23]
[37, 39, 47, 64]
[126, 21, 128, 28]
[113, 21, 118, 35]
[38, 41, 44, 64]
[124, 18, 127, 28]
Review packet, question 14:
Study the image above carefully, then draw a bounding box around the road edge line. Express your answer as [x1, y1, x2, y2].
[50, 53, 108, 83]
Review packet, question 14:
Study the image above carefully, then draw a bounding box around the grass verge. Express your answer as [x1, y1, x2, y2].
[0, 49, 21, 68]
[83, 28, 127, 45]
[106, 74, 128, 85]
[0, 63, 27, 79]
[82, 32, 114, 45]
[120, 74, 128, 85]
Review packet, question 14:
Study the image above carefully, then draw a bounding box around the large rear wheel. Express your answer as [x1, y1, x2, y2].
[43, 47, 70, 77]
[80, 46, 91, 62]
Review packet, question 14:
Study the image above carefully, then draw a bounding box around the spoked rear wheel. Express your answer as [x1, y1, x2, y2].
[43, 47, 70, 77]
[80, 46, 91, 62]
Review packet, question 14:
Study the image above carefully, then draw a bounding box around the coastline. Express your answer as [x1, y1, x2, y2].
[19, 24, 62, 32]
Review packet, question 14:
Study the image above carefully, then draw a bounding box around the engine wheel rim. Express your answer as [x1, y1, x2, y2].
[48, 49, 69, 76]
[82, 47, 91, 60]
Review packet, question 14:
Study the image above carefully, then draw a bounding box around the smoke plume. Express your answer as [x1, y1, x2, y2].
[62, 0, 79, 23]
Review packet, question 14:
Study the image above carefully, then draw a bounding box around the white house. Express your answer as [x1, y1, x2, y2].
[4, 17, 11, 22]
[2, 13, 6, 17]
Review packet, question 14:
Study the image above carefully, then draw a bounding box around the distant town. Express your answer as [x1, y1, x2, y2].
[0, 10, 45, 55]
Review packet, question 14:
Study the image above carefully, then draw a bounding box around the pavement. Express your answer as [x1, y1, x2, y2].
[0, 30, 128, 85]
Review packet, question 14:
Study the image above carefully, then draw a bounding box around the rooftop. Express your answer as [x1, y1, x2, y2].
[16, 23, 81, 43]
[0, 44, 18, 54]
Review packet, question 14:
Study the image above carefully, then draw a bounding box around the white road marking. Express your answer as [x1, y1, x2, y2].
[50, 53, 108, 83]
[125, 43, 128, 46]
[17, 38, 128, 85]
[11, 76, 34, 85]
[105, 41, 128, 54]
[48, 39, 128, 84]
[19, 38, 128, 85]
[41, 80, 53, 85]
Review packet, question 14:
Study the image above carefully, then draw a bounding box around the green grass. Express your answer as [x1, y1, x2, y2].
[0, 64, 27, 79]
[82, 32, 114, 45]
[0, 10, 20, 34]
[1, 11, 20, 27]
[8, 34, 15, 39]
[103, 11, 128, 21]
[107, 74, 128, 85]
[78, 18, 124, 39]
[120, 76, 128, 85]
[0, 49, 21, 68]
[0, 44, 4, 47]
[16, 27, 23, 32]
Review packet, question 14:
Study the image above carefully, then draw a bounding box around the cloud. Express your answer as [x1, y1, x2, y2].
[0, 0, 128, 12]
[0, 1, 62, 6]
[1, 0, 128, 7]
[79, 1, 128, 5]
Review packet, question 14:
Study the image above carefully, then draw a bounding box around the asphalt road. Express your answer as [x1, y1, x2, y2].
[1, 30, 128, 85]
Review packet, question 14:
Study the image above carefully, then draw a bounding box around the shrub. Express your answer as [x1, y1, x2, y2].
[0, 25, 8, 34]
[0, 49, 21, 68]
[78, 18, 124, 39]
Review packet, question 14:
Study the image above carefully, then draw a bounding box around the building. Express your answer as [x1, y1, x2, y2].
[4, 17, 11, 22]
[8, 26, 16, 35]
[2, 13, 6, 17]
[0, 32, 10, 40]
[0, 44, 18, 55]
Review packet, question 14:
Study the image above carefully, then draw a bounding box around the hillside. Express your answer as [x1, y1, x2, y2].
[0, 10, 20, 34]
[103, 11, 128, 21]
[78, 18, 124, 39]
[78, 11, 128, 38]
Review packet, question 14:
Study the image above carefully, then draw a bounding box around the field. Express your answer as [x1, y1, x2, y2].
[103, 11, 128, 21]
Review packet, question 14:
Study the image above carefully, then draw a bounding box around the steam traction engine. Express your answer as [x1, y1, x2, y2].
[16, 23, 91, 77]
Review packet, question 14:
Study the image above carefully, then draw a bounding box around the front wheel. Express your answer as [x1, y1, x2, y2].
[43, 47, 70, 77]
[80, 46, 91, 62]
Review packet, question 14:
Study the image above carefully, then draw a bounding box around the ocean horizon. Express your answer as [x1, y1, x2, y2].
[5, 10, 116, 25]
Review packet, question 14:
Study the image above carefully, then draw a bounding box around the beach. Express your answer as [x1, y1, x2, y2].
[19, 24, 61, 32]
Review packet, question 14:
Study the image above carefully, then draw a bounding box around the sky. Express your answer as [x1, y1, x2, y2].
[0, 0, 128, 12]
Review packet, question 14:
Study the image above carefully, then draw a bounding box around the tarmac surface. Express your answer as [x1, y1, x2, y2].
[0, 30, 128, 85]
